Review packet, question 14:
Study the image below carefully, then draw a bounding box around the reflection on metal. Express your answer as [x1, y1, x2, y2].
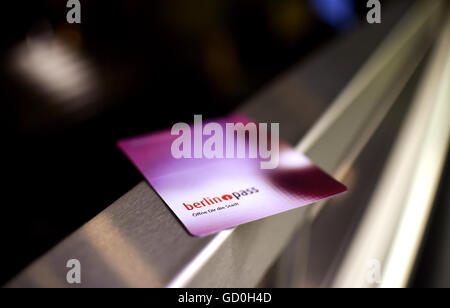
[167, 230, 233, 288]
[298, 0, 444, 175]
[79, 214, 165, 287]
[333, 12, 450, 288]
[267, 0, 446, 288]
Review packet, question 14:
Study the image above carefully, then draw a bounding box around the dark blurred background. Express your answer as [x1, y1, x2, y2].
[0, 0, 389, 284]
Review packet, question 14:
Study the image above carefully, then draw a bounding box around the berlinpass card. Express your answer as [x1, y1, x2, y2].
[117, 115, 347, 236]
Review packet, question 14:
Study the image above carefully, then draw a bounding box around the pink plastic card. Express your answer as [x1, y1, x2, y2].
[117, 115, 347, 236]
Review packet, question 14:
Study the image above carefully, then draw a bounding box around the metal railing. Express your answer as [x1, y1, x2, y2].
[333, 10, 450, 288]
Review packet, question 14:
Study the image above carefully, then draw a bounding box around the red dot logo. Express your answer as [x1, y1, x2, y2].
[222, 194, 233, 201]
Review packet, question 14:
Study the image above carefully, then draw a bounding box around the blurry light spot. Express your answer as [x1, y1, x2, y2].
[269, 0, 312, 43]
[12, 30, 99, 112]
[308, 0, 357, 30]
